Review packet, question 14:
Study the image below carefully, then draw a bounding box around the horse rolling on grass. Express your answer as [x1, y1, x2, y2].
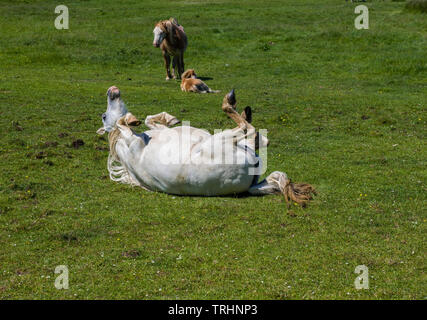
[181, 69, 220, 93]
[153, 18, 187, 80]
[97, 86, 316, 209]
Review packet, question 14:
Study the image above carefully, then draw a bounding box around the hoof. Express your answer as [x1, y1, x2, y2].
[227, 89, 236, 106]
[242, 106, 252, 123]
[168, 118, 181, 126]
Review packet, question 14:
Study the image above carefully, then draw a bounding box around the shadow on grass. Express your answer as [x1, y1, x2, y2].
[197, 76, 213, 81]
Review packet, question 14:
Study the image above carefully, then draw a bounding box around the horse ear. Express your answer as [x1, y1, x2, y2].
[169, 17, 178, 25]
[125, 113, 141, 127]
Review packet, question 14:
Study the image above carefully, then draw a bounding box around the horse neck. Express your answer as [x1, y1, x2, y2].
[108, 127, 149, 161]
[108, 128, 122, 160]
[166, 30, 176, 48]
[166, 24, 185, 49]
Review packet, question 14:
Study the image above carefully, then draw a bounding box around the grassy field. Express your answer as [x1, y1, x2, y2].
[0, 0, 425, 299]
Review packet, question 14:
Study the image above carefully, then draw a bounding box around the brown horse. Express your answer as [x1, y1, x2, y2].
[180, 69, 220, 93]
[153, 18, 187, 80]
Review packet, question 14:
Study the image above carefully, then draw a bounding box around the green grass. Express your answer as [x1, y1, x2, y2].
[0, 0, 426, 299]
[405, 0, 427, 13]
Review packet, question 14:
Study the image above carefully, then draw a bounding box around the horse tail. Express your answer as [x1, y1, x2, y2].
[266, 171, 316, 208]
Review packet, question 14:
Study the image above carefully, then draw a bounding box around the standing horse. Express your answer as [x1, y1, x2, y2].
[97, 86, 315, 208]
[153, 18, 187, 80]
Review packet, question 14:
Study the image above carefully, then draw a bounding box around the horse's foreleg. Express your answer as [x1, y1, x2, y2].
[145, 112, 180, 130]
[163, 51, 172, 80]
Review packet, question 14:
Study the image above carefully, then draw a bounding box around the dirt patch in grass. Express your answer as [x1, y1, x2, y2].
[122, 250, 141, 259]
[43, 141, 58, 148]
[34, 151, 47, 159]
[61, 233, 78, 242]
[71, 139, 85, 149]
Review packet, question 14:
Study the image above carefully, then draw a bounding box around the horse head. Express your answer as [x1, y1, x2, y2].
[97, 86, 129, 135]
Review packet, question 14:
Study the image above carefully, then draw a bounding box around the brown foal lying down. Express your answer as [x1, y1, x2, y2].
[180, 69, 220, 93]
[153, 18, 187, 80]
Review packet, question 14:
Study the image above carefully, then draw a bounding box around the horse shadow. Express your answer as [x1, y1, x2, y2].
[197, 76, 213, 81]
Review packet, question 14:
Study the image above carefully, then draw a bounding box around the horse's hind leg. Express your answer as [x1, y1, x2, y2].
[179, 53, 184, 79]
[221, 89, 256, 150]
[145, 112, 180, 130]
[248, 171, 316, 208]
[239, 106, 269, 150]
[248, 173, 283, 196]
[172, 56, 178, 79]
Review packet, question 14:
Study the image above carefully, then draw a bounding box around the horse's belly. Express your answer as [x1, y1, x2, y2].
[183, 164, 254, 196]
[145, 163, 254, 196]
[139, 147, 256, 196]
[127, 130, 259, 196]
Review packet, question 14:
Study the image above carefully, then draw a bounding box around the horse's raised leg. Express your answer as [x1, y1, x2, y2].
[221, 90, 256, 150]
[238, 106, 269, 150]
[114, 113, 141, 144]
[145, 112, 180, 130]
[163, 51, 172, 80]
[248, 171, 316, 208]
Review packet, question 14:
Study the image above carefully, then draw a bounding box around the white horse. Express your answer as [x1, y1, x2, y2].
[97, 86, 315, 207]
